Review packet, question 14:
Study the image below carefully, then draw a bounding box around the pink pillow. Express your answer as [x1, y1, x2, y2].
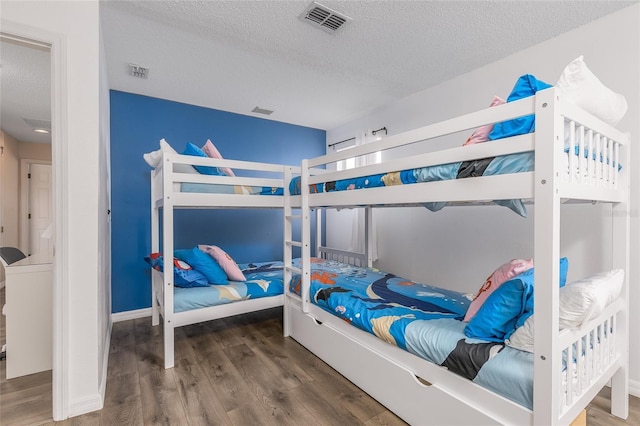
[201, 139, 235, 177]
[462, 96, 506, 146]
[198, 245, 246, 281]
[463, 258, 534, 322]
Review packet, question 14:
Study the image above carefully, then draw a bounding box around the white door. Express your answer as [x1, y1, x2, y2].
[28, 163, 53, 259]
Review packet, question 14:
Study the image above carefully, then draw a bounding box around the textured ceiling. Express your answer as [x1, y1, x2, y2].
[100, 0, 635, 130]
[0, 1, 635, 145]
[0, 38, 51, 144]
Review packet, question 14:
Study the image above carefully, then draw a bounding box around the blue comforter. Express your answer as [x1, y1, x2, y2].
[289, 152, 534, 217]
[290, 258, 535, 409]
[174, 261, 284, 312]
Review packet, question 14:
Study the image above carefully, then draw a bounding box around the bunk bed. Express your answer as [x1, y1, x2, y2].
[149, 144, 292, 369]
[283, 87, 630, 425]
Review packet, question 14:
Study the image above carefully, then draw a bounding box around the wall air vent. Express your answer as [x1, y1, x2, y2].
[300, 2, 351, 34]
[252, 106, 274, 115]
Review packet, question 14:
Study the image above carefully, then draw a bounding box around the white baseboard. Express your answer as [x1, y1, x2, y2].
[111, 307, 151, 323]
[67, 393, 104, 418]
[68, 317, 112, 418]
[630, 379, 640, 399]
[98, 318, 112, 407]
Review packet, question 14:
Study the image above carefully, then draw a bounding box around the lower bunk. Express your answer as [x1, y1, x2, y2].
[151, 259, 286, 367]
[283, 256, 627, 425]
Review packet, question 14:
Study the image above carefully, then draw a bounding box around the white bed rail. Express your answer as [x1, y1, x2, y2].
[533, 88, 629, 425]
[296, 88, 626, 210]
[557, 300, 624, 423]
[152, 152, 288, 209]
[317, 247, 368, 267]
[558, 94, 628, 202]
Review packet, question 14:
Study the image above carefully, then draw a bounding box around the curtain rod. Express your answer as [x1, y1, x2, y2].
[328, 136, 356, 148]
[372, 126, 387, 136]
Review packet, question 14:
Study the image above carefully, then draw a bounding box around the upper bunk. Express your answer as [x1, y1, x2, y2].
[150, 143, 295, 210]
[292, 87, 629, 212]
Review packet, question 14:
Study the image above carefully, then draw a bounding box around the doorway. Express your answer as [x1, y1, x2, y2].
[0, 32, 56, 423]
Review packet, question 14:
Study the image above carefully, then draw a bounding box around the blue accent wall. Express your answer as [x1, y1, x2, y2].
[110, 91, 326, 313]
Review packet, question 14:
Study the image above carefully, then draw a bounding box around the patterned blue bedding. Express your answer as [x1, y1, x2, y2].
[289, 152, 534, 216]
[290, 258, 535, 409]
[174, 261, 284, 312]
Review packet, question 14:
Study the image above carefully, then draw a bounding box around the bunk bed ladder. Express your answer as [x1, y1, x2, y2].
[283, 165, 310, 335]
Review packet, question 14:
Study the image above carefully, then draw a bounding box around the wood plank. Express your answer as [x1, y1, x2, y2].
[100, 370, 144, 425]
[223, 342, 318, 425]
[137, 364, 187, 424]
[134, 317, 165, 376]
[0, 382, 52, 426]
[198, 344, 259, 412]
[586, 386, 640, 426]
[173, 358, 233, 426]
[107, 321, 138, 379]
[288, 380, 365, 426]
[229, 314, 314, 390]
[227, 402, 282, 426]
[313, 375, 391, 423]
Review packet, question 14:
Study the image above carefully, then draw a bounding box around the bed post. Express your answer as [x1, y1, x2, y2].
[162, 153, 175, 369]
[300, 159, 311, 313]
[365, 207, 373, 268]
[610, 131, 630, 419]
[533, 88, 562, 425]
[315, 208, 322, 258]
[151, 168, 160, 327]
[283, 165, 295, 338]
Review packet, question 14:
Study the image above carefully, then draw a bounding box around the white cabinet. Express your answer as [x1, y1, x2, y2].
[4, 253, 52, 379]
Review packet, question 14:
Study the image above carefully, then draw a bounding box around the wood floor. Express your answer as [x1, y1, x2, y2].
[1, 299, 639, 425]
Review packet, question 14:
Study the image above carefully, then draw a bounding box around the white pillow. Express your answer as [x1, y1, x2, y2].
[143, 139, 198, 174]
[559, 268, 624, 329]
[143, 148, 163, 168]
[556, 56, 628, 126]
[506, 269, 624, 353]
[506, 314, 534, 353]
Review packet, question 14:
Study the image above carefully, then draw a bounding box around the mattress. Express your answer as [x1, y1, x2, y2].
[174, 260, 284, 313]
[289, 258, 535, 409]
[289, 152, 534, 216]
[289, 148, 619, 217]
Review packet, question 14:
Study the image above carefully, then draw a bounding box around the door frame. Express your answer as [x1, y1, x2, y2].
[1, 22, 69, 420]
[19, 159, 52, 255]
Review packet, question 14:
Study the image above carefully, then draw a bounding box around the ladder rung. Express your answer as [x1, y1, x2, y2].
[286, 266, 302, 274]
[286, 241, 302, 248]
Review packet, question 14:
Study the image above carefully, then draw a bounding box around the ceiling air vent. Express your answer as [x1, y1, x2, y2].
[128, 63, 149, 79]
[300, 2, 351, 34]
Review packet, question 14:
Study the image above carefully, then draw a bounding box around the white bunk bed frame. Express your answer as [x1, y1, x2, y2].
[150, 153, 291, 369]
[284, 88, 630, 425]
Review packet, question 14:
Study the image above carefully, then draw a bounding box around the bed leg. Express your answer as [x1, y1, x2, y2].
[164, 322, 174, 369]
[610, 366, 629, 419]
[151, 286, 159, 326]
[283, 301, 291, 338]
